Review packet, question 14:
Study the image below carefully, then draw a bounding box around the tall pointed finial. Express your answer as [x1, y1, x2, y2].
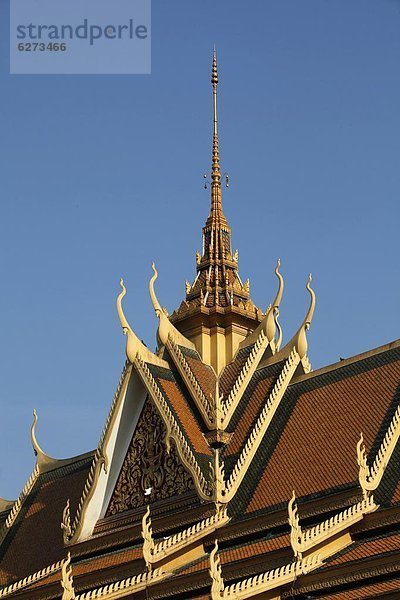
[211, 46, 220, 184]
[209, 46, 226, 227]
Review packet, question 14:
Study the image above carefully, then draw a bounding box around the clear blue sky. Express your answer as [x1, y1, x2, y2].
[1, 0, 399, 498]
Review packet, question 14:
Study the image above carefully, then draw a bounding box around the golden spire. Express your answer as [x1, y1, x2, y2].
[211, 46, 221, 186]
[207, 47, 227, 228]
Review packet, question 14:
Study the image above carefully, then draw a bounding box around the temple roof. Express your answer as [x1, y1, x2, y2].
[1, 52, 399, 600]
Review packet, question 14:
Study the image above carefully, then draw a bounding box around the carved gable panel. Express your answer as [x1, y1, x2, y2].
[106, 398, 195, 516]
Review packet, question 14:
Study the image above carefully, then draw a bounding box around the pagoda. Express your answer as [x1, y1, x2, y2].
[1, 51, 400, 600]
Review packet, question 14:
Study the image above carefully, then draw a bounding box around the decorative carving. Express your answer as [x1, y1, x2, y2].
[61, 553, 75, 600]
[61, 499, 72, 543]
[106, 400, 195, 516]
[288, 491, 302, 559]
[135, 356, 212, 499]
[210, 541, 224, 600]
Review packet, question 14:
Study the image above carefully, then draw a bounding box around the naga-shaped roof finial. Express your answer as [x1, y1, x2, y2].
[30, 409, 56, 472]
[117, 278, 165, 366]
[294, 274, 316, 359]
[265, 273, 315, 367]
[264, 258, 284, 342]
[149, 263, 195, 349]
[240, 259, 284, 349]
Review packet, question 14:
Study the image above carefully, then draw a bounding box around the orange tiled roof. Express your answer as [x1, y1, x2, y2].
[0, 456, 93, 586]
[327, 532, 400, 567]
[225, 362, 284, 457]
[313, 577, 400, 599]
[147, 363, 212, 459]
[179, 533, 290, 576]
[244, 346, 400, 514]
[182, 347, 217, 400]
[219, 346, 252, 397]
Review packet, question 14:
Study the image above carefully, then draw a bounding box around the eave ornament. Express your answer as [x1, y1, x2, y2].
[288, 490, 377, 561]
[357, 403, 400, 497]
[209, 540, 322, 599]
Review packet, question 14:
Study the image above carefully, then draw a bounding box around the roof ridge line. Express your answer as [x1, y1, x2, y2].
[0, 463, 40, 547]
[66, 363, 132, 544]
[167, 336, 216, 428]
[291, 338, 400, 385]
[0, 556, 63, 598]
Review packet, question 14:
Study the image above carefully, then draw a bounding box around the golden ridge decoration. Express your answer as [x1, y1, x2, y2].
[61, 552, 75, 600]
[135, 356, 213, 500]
[288, 492, 377, 560]
[0, 558, 64, 598]
[221, 330, 270, 429]
[149, 263, 195, 350]
[143, 505, 229, 568]
[0, 463, 40, 545]
[167, 336, 215, 428]
[117, 278, 166, 367]
[74, 568, 169, 600]
[209, 541, 322, 600]
[357, 403, 400, 495]
[67, 364, 131, 543]
[220, 348, 300, 503]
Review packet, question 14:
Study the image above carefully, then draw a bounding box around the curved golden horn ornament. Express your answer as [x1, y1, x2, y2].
[295, 274, 316, 359]
[31, 409, 45, 458]
[117, 278, 150, 362]
[264, 259, 284, 342]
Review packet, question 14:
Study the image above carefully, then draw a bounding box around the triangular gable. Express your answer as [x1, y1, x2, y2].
[106, 398, 195, 517]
